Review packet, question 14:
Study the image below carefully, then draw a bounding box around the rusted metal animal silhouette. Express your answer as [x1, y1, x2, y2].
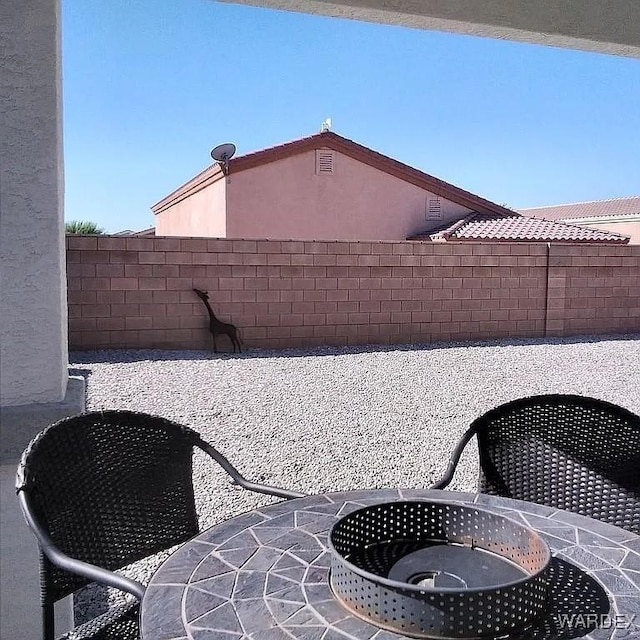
[193, 289, 242, 353]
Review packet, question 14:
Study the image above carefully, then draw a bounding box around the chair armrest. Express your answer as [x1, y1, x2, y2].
[429, 427, 477, 490]
[17, 491, 146, 600]
[195, 439, 308, 500]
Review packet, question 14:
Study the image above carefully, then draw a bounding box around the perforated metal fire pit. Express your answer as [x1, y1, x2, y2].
[328, 501, 551, 639]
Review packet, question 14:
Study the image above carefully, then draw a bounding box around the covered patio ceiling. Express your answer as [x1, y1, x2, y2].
[220, 0, 640, 58]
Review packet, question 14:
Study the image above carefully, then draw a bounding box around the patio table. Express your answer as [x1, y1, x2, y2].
[140, 489, 640, 640]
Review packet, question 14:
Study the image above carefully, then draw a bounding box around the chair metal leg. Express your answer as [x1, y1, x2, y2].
[40, 556, 56, 640]
[42, 600, 55, 640]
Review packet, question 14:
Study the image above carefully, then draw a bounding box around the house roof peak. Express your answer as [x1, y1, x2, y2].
[152, 130, 516, 217]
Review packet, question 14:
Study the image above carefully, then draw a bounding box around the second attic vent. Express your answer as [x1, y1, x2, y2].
[316, 150, 335, 175]
[426, 197, 442, 220]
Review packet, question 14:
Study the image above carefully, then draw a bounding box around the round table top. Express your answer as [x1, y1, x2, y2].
[140, 489, 640, 640]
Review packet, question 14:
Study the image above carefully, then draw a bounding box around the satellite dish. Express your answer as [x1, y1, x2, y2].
[210, 142, 236, 174]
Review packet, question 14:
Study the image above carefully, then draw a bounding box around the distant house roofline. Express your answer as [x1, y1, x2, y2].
[112, 227, 155, 236]
[151, 131, 516, 218]
[520, 195, 640, 210]
[134, 227, 156, 236]
[519, 195, 640, 221]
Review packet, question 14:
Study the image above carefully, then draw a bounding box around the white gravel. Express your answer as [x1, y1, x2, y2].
[69, 333, 640, 623]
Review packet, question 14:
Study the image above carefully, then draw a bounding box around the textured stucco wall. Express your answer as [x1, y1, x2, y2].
[226, 149, 472, 240]
[0, 0, 68, 406]
[220, 0, 640, 58]
[155, 176, 227, 237]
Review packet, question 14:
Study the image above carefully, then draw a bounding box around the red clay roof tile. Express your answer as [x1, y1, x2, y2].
[409, 212, 629, 244]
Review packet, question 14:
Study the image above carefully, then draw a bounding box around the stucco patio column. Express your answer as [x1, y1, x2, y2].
[1, 0, 84, 638]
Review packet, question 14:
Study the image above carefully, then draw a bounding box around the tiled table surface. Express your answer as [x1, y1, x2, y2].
[141, 489, 640, 640]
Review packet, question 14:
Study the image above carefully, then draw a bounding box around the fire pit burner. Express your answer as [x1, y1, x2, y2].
[328, 501, 551, 639]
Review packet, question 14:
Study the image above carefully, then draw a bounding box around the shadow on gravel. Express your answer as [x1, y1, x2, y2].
[69, 333, 639, 364]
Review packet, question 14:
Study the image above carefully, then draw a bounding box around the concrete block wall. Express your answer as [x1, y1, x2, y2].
[546, 244, 640, 336]
[66, 236, 555, 350]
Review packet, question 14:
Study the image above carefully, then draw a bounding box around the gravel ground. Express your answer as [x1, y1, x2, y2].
[69, 333, 640, 624]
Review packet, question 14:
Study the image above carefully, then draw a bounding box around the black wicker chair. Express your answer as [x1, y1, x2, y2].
[431, 394, 640, 535]
[15, 410, 306, 640]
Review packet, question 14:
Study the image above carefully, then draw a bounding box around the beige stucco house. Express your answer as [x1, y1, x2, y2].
[153, 131, 629, 245]
[152, 131, 519, 241]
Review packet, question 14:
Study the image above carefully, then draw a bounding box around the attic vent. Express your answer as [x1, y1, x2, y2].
[426, 197, 442, 220]
[316, 150, 335, 175]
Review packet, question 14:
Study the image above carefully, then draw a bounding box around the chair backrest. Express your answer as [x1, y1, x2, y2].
[16, 411, 201, 602]
[473, 394, 640, 534]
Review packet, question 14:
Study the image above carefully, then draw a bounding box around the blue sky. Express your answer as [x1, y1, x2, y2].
[63, 0, 640, 233]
